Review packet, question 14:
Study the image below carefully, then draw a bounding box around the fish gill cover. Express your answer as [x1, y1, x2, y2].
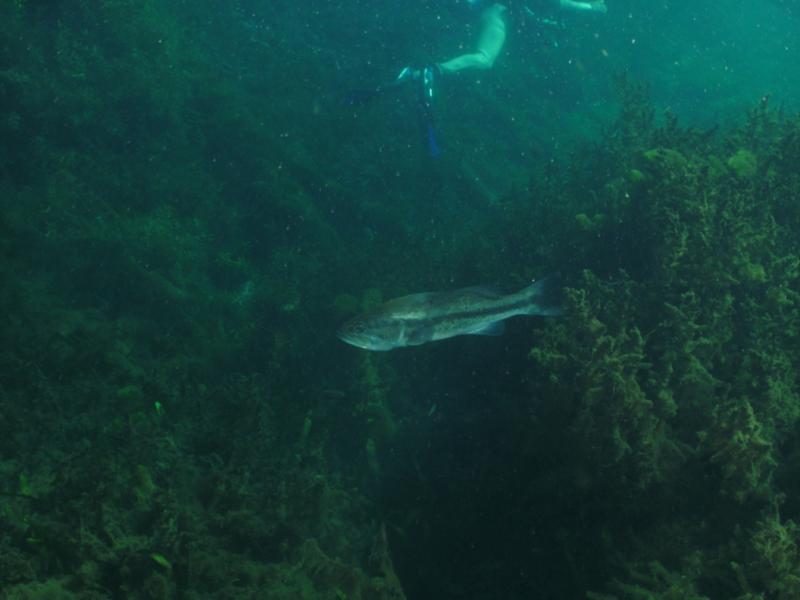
[1, 1, 800, 599]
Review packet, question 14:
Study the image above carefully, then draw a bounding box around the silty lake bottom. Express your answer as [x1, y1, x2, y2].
[2, 1, 800, 598]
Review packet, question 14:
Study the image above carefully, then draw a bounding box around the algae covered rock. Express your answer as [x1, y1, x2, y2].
[727, 148, 758, 178]
[627, 168, 647, 183]
[575, 213, 605, 231]
[642, 147, 688, 172]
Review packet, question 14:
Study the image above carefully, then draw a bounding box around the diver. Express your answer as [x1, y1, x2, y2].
[400, 0, 607, 86]
[395, 0, 608, 155]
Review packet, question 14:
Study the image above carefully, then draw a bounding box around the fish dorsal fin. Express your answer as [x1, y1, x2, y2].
[429, 286, 503, 307]
[384, 292, 431, 307]
[459, 286, 503, 300]
[385, 287, 500, 308]
[467, 321, 506, 336]
[381, 293, 432, 319]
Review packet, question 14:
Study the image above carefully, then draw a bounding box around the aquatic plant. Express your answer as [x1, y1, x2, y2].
[523, 80, 800, 599]
[586, 556, 709, 600]
[530, 271, 685, 490]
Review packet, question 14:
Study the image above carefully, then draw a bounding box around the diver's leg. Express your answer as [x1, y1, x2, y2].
[559, 0, 607, 13]
[439, 5, 507, 74]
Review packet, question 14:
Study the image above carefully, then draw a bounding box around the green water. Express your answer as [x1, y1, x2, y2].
[2, 1, 800, 598]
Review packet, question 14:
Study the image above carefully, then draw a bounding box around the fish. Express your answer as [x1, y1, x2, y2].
[338, 278, 562, 351]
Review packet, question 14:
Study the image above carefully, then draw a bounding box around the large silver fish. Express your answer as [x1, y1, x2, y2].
[338, 279, 561, 351]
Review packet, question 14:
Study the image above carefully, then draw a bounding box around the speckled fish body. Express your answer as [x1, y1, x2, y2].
[338, 279, 561, 351]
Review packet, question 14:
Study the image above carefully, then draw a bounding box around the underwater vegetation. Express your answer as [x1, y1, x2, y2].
[365, 80, 800, 598]
[395, 85, 800, 598]
[2, 1, 800, 599]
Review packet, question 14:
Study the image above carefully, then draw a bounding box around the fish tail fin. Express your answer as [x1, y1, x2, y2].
[521, 276, 563, 316]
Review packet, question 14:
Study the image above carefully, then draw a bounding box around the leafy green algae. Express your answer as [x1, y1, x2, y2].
[521, 85, 800, 599]
[0, 2, 408, 598]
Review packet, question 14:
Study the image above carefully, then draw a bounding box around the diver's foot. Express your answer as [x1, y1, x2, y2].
[396, 65, 440, 101]
[421, 65, 440, 100]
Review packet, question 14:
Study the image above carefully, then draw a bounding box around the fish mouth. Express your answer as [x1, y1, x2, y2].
[337, 329, 376, 350]
[336, 329, 360, 347]
[340, 336, 366, 349]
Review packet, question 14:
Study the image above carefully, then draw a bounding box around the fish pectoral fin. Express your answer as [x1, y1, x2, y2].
[468, 321, 506, 336]
[406, 325, 435, 346]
